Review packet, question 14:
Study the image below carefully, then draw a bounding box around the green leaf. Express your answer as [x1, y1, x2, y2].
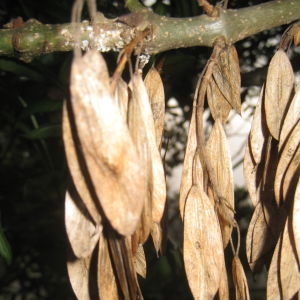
[0, 227, 12, 265]
[0, 59, 45, 82]
[23, 125, 61, 139]
[20, 100, 62, 117]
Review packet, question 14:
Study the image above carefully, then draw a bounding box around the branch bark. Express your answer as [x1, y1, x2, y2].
[0, 0, 299, 61]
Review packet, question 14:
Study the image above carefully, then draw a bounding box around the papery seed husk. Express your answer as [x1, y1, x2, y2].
[106, 233, 142, 299]
[133, 244, 146, 278]
[232, 256, 250, 300]
[279, 216, 300, 299]
[65, 190, 101, 258]
[144, 67, 165, 148]
[282, 146, 300, 201]
[205, 119, 234, 247]
[98, 234, 119, 300]
[246, 199, 285, 272]
[207, 76, 231, 123]
[266, 233, 281, 300]
[67, 255, 91, 300]
[243, 141, 259, 207]
[62, 101, 100, 224]
[212, 45, 241, 114]
[151, 222, 163, 255]
[292, 178, 300, 270]
[264, 49, 294, 140]
[179, 104, 198, 219]
[183, 185, 224, 299]
[128, 77, 152, 245]
[249, 86, 269, 165]
[274, 121, 300, 205]
[130, 73, 166, 224]
[130, 191, 152, 248]
[279, 84, 300, 151]
[114, 77, 129, 122]
[217, 258, 229, 300]
[70, 50, 146, 236]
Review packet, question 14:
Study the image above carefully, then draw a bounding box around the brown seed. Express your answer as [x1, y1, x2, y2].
[205, 119, 234, 247]
[274, 121, 300, 205]
[70, 50, 146, 236]
[183, 185, 224, 299]
[264, 50, 294, 140]
[65, 190, 101, 258]
[212, 45, 241, 114]
[232, 256, 250, 300]
[98, 234, 119, 300]
[129, 73, 166, 225]
[67, 255, 91, 300]
[62, 101, 100, 224]
[144, 67, 165, 148]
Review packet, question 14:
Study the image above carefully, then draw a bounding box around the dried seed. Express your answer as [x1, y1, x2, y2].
[133, 244, 146, 278]
[183, 186, 224, 299]
[232, 256, 250, 300]
[65, 190, 101, 258]
[207, 76, 231, 123]
[249, 86, 269, 165]
[129, 73, 166, 224]
[264, 50, 294, 140]
[243, 142, 259, 207]
[98, 234, 119, 300]
[292, 178, 300, 267]
[179, 104, 198, 218]
[62, 101, 100, 224]
[212, 45, 241, 114]
[67, 255, 91, 300]
[274, 120, 300, 205]
[282, 146, 300, 201]
[205, 119, 234, 247]
[70, 50, 146, 236]
[279, 84, 300, 151]
[114, 77, 129, 122]
[279, 216, 300, 299]
[246, 200, 284, 272]
[266, 233, 281, 300]
[144, 67, 165, 148]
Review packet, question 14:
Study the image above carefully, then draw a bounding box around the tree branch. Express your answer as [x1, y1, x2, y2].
[0, 0, 299, 61]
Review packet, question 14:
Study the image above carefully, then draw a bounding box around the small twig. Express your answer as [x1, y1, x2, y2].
[197, 0, 218, 17]
[111, 27, 151, 91]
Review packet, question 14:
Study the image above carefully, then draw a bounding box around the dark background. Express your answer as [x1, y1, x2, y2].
[0, 0, 299, 299]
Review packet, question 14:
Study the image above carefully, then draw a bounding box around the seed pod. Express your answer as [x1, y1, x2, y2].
[65, 190, 101, 258]
[62, 101, 100, 224]
[133, 244, 146, 278]
[243, 142, 259, 207]
[279, 85, 300, 151]
[249, 86, 269, 165]
[274, 121, 300, 205]
[264, 50, 294, 140]
[246, 200, 284, 272]
[67, 255, 91, 300]
[292, 178, 300, 265]
[232, 256, 250, 300]
[212, 45, 241, 114]
[70, 50, 146, 236]
[183, 185, 224, 299]
[179, 104, 198, 219]
[98, 235, 119, 300]
[144, 67, 165, 147]
[207, 75, 231, 123]
[205, 119, 234, 247]
[129, 72, 166, 225]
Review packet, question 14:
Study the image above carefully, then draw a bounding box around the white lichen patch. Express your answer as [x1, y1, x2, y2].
[81, 40, 89, 50]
